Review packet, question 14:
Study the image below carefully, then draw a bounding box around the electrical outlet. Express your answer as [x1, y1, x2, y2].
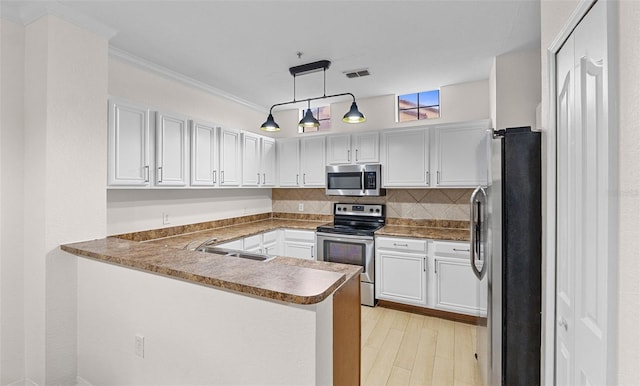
[135, 334, 144, 358]
[162, 212, 170, 225]
[298, 203, 304, 212]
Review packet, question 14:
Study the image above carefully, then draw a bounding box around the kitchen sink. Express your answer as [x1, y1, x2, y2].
[196, 246, 274, 262]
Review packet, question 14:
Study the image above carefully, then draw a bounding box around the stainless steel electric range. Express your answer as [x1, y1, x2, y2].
[316, 203, 385, 306]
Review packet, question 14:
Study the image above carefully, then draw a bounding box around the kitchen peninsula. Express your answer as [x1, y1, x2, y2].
[61, 214, 361, 385]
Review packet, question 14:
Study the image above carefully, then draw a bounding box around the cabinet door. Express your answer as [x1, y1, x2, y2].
[219, 128, 241, 186]
[263, 241, 279, 256]
[284, 241, 315, 260]
[260, 137, 276, 186]
[381, 128, 430, 187]
[300, 137, 326, 186]
[326, 134, 351, 165]
[156, 111, 189, 186]
[375, 250, 428, 306]
[353, 132, 379, 164]
[433, 257, 487, 315]
[108, 99, 150, 186]
[277, 139, 300, 187]
[434, 126, 489, 186]
[242, 133, 261, 186]
[190, 120, 218, 186]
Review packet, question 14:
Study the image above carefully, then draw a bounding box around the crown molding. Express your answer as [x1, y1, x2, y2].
[109, 46, 268, 114]
[0, 1, 117, 39]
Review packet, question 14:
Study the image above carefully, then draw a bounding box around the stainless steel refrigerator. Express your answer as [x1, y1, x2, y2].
[472, 127, 542, 386]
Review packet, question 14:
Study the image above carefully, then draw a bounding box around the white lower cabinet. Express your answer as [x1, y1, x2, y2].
[282, 229, 315, 260]
[375, 237, 428, 307]
[431, 241, 487, 316]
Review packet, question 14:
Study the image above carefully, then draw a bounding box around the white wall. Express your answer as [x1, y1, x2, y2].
[107, 189, 272, 235]
[0, 18, 26, 384]
[77, 257, 333, 385]
[22, 15, 108, 384]
[616, 2, 640, 384]
[107, 58, 274, 234]
[271, 79, 490, 138]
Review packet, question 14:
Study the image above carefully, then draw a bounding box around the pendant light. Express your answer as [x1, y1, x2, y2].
[260, 59, 366, 132]
[299, 100, 320, 129]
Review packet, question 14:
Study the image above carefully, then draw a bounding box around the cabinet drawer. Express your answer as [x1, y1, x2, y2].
[376, 237, 427, 253]
[262, 230, 279, 244]
[283, 229, 315, 242]
[433, 241, 471, 258]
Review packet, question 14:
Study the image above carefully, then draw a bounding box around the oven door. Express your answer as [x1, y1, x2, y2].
[316, 232, 374, 284]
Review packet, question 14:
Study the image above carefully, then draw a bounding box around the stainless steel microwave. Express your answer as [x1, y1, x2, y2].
[326, 164, 385, 196]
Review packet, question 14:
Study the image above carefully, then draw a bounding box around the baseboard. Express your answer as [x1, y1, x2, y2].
[376, 300, 485, 325]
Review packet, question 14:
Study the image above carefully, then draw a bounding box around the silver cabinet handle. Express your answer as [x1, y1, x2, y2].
[469, 186, 487, 280]
[263, 173, 266, 184]
[436, 170, 440, 185]
[311, 245, 314, 258]
[347, 149, 351, 162]
[355, 148, 359, 162]
[257, 173, 260, 184]
[426, 171, 430, 186]
[221, 170, 225, 183]
[144, 165, 150, 182]
[157, 166, 163, 183]
[303, 173, 306, 185]
[453, 248, 470, 252]
[423, 257, 426, 272]
[361, 171, 366, 193]
[296, 174, 299, 185]
[393, 243, 408, 247]
[212, 170, 217, 184]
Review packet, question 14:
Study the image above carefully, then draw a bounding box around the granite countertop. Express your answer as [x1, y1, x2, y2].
[61, 217, 361, 305]
[375, 225, 470, 241]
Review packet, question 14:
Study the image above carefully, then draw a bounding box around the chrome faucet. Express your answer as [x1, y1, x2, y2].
[183, 237, 218, 251]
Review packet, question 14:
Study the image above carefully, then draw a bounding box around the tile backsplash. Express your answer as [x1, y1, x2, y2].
[272, 188, 472, 221]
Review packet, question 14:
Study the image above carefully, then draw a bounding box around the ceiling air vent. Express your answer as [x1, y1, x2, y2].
[344, 69, 370, 78]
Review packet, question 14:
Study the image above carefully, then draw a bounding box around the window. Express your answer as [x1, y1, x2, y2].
[397, 90, 440, 122]
[298, 105, 331, 133]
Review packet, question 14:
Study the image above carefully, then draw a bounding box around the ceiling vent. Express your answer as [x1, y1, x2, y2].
[344, 69, 370, 78]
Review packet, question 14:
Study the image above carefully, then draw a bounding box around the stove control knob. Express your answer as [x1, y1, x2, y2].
[376, 208, 381, 213]
[337, 207, 342, 211]
[369, 208, 374, 212]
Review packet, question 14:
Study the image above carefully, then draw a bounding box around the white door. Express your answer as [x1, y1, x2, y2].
[107, 99, 150, 186]
[300, 136, 326, 186]
[555, 1, 610, 384]
[434, 125, 488, 187]
[375, 250, 427, 306]
[219, 128, 241, 186]
[242, 133, 260, 186]
[381, 127, 429, 187]
[326, 134, 351, 164]
[353, 132, 379, 164]
[260, 137, 276, 186]
[277, 139, 300, 187]
[190, 120, 218, 186]
[155, 111, 189, 186]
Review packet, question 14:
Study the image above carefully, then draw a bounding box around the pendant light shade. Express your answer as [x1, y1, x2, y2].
[260, 113, 280, 132]
[342, 101, 366, 123]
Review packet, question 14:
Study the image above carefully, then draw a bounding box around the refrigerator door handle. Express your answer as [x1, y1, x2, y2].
[470, 186, 487, 280]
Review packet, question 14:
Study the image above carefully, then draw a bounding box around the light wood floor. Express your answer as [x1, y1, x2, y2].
[361, 306, 481, 386]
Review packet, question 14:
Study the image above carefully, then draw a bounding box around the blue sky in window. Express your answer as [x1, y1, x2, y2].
[419, 90, 439, 107]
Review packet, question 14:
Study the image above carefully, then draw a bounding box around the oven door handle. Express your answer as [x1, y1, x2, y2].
[316, 232, 374, 241]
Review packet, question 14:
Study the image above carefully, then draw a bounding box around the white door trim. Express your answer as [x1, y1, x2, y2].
[544, 1, 619, 385]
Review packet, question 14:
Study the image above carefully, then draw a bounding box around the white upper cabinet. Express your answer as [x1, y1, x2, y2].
[277, 138, 301, 187]
[242, 132, 261, 186]
[260, 137, 276, 186]
[327, 132, 379, 165]
[432, 124, 489, 187]
[381, 127, 430, 187]
[108, 99, 151, 186]
[155, 111, 189, 186]
[219, 128, 241, 186]
[242, 132, 276, 187]
[300, 136, 326, 186]
[190, 120, 219, 186]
